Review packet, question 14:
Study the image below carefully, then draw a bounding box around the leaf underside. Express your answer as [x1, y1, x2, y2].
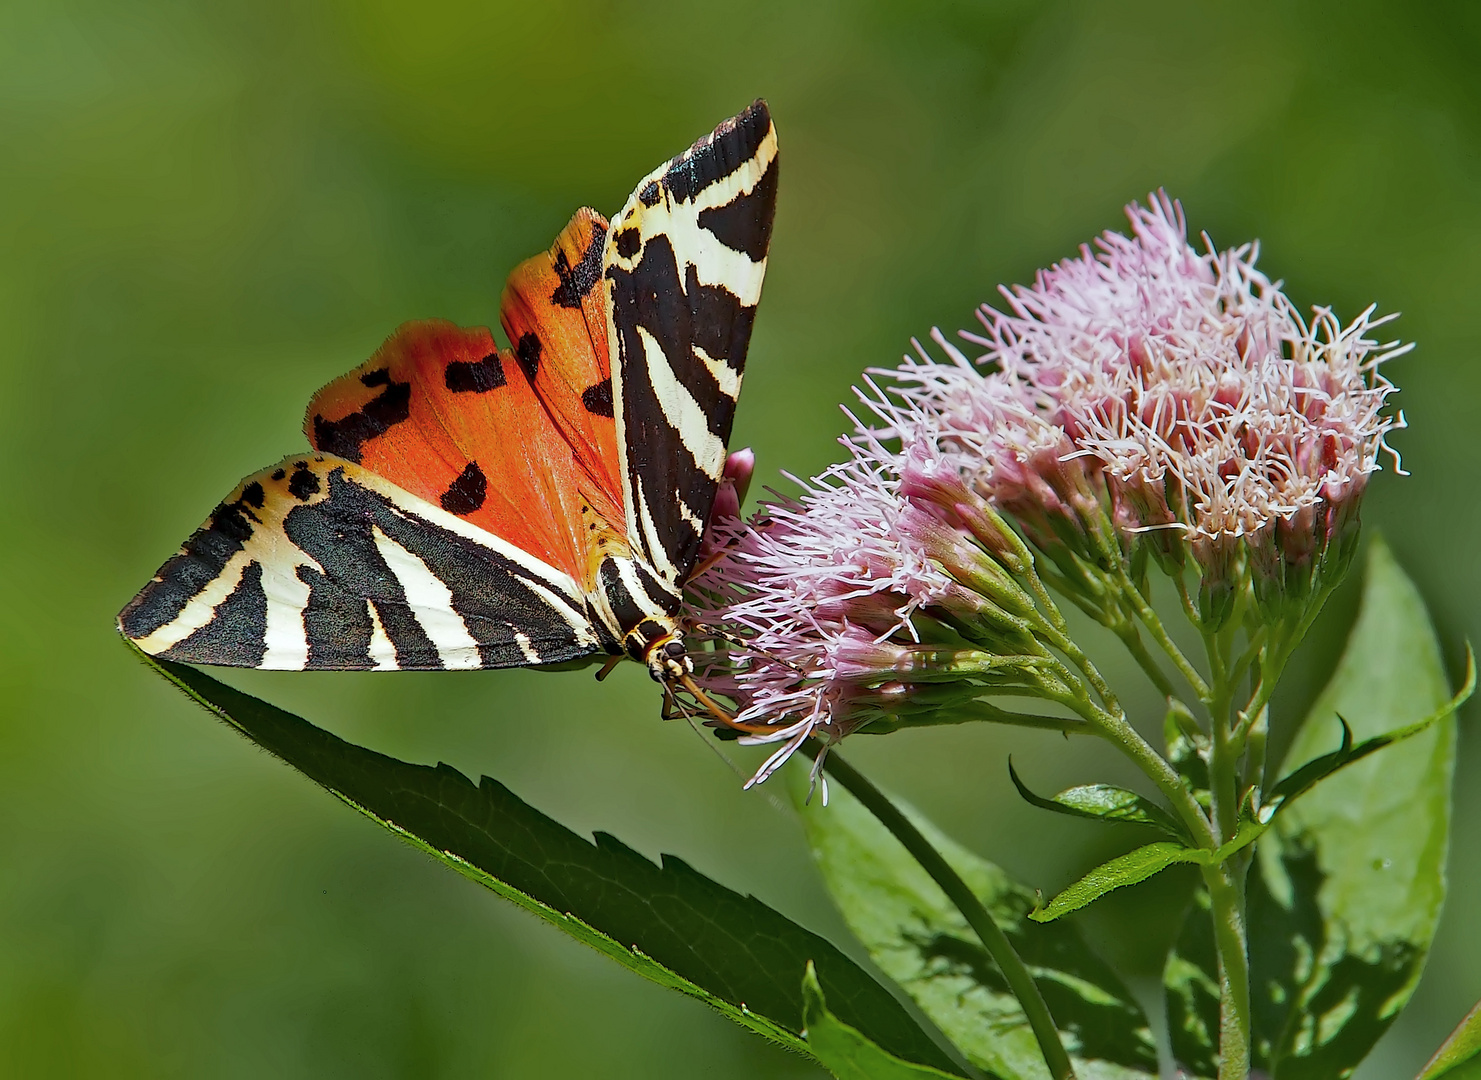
[1164, 538, 1458, 1079]
[791, 766, 1159, 1080]
[801, 963, 964, 1080]
[140, 650, 965, 1077]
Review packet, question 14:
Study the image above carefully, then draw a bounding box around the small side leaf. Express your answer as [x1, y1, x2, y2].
[1419, 999, 1481, 1079]
[1259, 714, 1353, 816]
[801, 964, 962, 1080]
[1029, 841, 1204, 923]
[1009, 759, 1191, 842]
[141, 650, 964, 1077]
[792, 766, 1158, 1080]
[1165, 538, 1460, 1078]
[1261, 646, 1472, 820]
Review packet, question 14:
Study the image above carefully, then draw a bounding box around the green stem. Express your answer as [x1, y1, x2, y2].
[1116, 569, 1211, 703]
[1042, 628, 1121, 717]
[1081, 705, 1217, 849]
[1175, 571, 1202, 628]
[1207, 678, 1239, 841]
[1242, 704, 1269, 794]
[1115, 625, 1179, 700]
[805, 746, 1077, 1080]
[1203, 862, 1252, 1080]
[1197, 609, 1252, 1078]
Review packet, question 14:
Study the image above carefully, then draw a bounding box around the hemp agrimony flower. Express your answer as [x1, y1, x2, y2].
[689, 436, 1067, 787]
[686, 192, 1408, 785]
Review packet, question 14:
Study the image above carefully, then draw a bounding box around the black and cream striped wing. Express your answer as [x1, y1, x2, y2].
[603, 100, 779, 591]
[118, 455, 604, 671]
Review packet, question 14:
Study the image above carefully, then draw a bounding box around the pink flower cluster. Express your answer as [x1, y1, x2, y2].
[876, 193, 1407, 607]
[689, 193, 1407, 782]
[689, 439, 1005, 787]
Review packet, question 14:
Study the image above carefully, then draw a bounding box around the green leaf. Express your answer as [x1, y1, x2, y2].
[1418, 1000, 1481, 1079]
[1260, 647, 1472, 820]
[1029, 842, 1205, 923]
[1164, 538, 1459, 1078]
[801, 964, 963, 1080]
[141, 651, 966, 1077]
[791, 766, 1158, 1080]
[1008, 759, 1191, 842]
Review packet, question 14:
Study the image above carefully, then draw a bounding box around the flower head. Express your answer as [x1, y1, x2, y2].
[687, 437, 1052, 788]
[869, 192, 1408, 620]
[688, 192, 1406, 784]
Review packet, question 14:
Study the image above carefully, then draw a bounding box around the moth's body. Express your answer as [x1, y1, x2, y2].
[119, 103, 778, 692]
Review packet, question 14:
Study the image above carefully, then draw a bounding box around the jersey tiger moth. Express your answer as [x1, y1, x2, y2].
[119, 102, 778, 706]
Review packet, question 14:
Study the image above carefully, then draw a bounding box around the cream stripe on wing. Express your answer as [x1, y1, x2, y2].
[675, 494, 704, 535]
[132, 549, 252, 656]
[636, 324, 726, 479]
[366, 600, 399, 671]
[693, 344, 741, 400]
[354, 470, 587, 609]
[512, 629, 541, 664]
[371, 525, 481, 670]
[260, 563, 312, 671]
[633, 482, 680, 584]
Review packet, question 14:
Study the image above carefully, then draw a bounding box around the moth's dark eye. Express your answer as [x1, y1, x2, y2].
[664, 640, 686, 657]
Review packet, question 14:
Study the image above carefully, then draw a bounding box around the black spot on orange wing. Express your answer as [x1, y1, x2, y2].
[550, 222, 608, 308]
[241, 481, 266, 509]
[289, 466, 321, 501]
[697, 156, 778, 263]
[271, 468, 286, 481]
[516, 333, 541, 382]
[581, 378, 614, 418]
[360, 368, 391, 387]
[445, 352, 507, 393]
[311, 379, 412, 464]
[440, 461, 487, 515]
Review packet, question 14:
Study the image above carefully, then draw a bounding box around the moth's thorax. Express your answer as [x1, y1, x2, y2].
[580, 504, 630, 590]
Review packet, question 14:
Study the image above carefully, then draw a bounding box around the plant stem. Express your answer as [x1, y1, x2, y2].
[805, 746, 1077, 1080]
[1203, 862, 1252, 1080]
[1081, 705, 1217, 849]
[1115, 569, 1211, 703]
[1198, 609, 1253, 1079]
[1207, 681, 1239, 841]
[1114, 624, 1179, 700]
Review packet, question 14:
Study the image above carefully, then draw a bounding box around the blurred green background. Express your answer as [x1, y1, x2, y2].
[3, 0, 1478, 1076]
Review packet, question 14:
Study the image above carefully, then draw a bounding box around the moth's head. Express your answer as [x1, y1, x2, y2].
[639, 635, 691, 683]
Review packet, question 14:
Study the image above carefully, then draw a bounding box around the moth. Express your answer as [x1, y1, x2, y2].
[119, 102, 778, 703]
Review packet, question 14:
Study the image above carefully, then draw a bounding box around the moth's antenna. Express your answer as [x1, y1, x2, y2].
[688, 622, 807, 674]
[661, 676, 749, 781]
